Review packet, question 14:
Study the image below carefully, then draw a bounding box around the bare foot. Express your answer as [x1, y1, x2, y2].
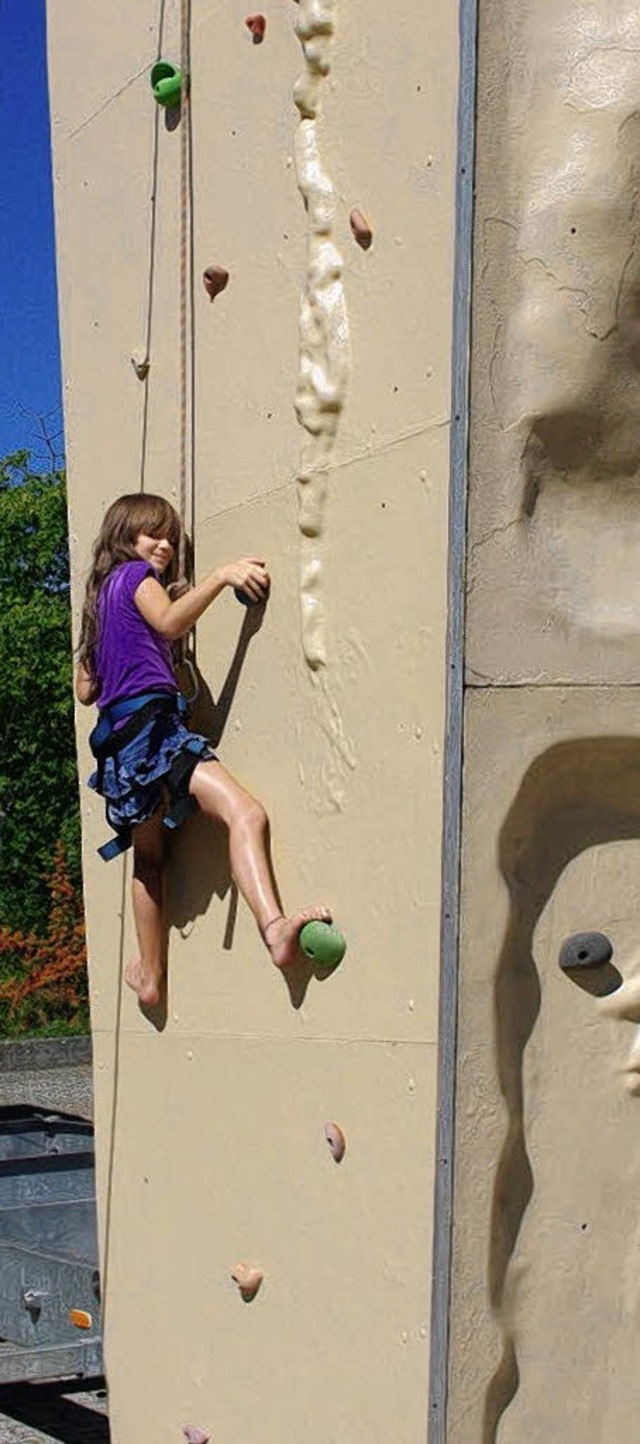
[598, 973, 640, 1024]
[125, 957, 165, 1008]
[263, 907, 332, 970]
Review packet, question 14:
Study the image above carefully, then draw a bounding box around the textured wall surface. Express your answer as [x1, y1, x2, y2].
[47, 3, 459, 1440]
[449, 696, 640, 1442]
[449, 2, 640, 1439]
[466, 0, 640, 684]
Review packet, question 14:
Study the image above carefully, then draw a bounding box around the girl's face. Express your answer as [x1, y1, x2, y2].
[134, 531, 175, 575]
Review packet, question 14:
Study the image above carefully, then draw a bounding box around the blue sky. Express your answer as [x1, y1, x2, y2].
[0, 0, 63, 468]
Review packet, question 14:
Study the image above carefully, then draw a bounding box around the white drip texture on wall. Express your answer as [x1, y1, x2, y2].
[292, 0, 350, 671]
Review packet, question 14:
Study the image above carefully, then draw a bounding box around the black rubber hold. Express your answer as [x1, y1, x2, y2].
[558, 931, 613, 971]
[234, 583, 269, 607]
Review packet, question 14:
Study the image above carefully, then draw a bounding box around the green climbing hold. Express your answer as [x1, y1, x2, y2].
[151, 60, 187, 108]
[300, 920, 346, 973]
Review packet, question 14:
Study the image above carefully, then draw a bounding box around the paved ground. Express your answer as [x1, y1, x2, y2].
[0, 1380, 109, 1443]
[0, 1037, 93, 1121]
[0, 1042, 105, 1440]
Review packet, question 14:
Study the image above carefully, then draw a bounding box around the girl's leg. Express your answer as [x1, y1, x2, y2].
[189, 759, 331, 968]
[125, 808, 168, 1006]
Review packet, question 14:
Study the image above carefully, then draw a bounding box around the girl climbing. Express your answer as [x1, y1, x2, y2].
[76, 492, 332, 1007]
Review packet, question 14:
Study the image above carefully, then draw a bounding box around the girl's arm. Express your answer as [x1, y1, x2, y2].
[76, 662, 99, 705]
[134, 557, 269, 641]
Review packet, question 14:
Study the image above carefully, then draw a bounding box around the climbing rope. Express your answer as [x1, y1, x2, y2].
[101, 0, 194, 1335]
[176, 0, 198, 707]
[178, 0, 192, 586]
[138, 1, 168, 491]
[138, 98, 160, 490]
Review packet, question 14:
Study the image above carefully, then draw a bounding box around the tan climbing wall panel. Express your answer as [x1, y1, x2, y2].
[449, 689, 640, 1442]
[47, 0, 459, 1440]
[466, 0, 640, 685]
[102, 1037, 434, 1442]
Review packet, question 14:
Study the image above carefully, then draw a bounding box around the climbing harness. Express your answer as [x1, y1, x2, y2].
[90, 689, 201, 861]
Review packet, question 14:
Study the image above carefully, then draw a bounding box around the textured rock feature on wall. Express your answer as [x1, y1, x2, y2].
[449, 694, 640, 1444]
[466, 0, 640, 685]
[292, 0, 350, 670]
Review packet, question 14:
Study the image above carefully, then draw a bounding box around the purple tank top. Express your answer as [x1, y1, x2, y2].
[95, 559, 177, 711]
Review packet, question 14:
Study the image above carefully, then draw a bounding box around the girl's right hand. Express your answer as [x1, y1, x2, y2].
[217, 557, 270, 603]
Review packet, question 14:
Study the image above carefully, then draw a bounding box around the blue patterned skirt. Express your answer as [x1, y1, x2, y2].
[89, 708, 215, 835]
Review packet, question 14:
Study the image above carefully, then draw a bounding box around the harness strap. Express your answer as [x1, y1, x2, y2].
[90, 693, 175, 757]
[98, 830, 132, 863]
[93, 692, 202, 861]
[162, 737, 204, 831]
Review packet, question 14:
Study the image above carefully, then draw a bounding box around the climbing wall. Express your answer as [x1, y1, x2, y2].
[448, 1, 640, 1441]
[47, 2, 460, 1440]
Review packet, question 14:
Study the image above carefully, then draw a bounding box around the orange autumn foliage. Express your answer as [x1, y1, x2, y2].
[0, 841, 88, 1028]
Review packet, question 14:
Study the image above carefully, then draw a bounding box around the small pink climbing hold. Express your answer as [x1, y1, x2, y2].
[203, 266, 229, 302]
[349, 207, 373, 251]
[325, 1121, 346, 1163]
[183, 1428, 210, 1444]
[231, 1262, 263, 1301]
[245, 13, 266, 42]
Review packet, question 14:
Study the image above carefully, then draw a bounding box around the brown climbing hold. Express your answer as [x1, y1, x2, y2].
[245, 13, 266, 42]
[203, 265, 229, 302]
[349, 208, 373, 251]
[131, 348, 150, 380]
[231, 1263, 263, 1302]
[183, 1429, 210, 1444]
[325, 1121, 346, 1163]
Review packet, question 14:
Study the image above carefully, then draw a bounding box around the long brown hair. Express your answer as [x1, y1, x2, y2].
[77, 493, 186, 685]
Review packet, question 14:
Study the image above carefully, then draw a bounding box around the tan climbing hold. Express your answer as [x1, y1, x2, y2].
[183, 1428, 210, 1444]
[324, 1121, 346, 1162]
[203, 265, 229, 302]
[231, 1262, 263, 1301]
[130, 348, 150, 380]
[349, 207, 373, 251]
[245, 13, 266, 43]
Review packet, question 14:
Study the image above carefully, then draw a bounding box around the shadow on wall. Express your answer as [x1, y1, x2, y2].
[523, 281, 640, 519]
[164, 604, 321, 1013]
[521, 114, 640, 518]
[484, 736, 640, 1443]
[166, 603, 265, 933]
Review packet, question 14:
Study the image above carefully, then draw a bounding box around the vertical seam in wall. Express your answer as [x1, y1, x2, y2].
[427, 0, 478, 1438]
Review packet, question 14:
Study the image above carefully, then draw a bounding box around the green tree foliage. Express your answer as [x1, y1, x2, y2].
[0, 452, 82, 938]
